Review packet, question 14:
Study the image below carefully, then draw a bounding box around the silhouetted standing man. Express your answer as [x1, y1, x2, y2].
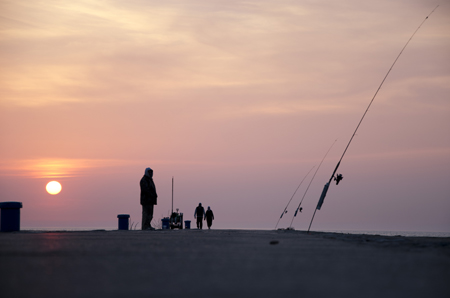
[205, 206, 214, 230]
[194, 203, 205, 229]
[140, 167, 157, 230]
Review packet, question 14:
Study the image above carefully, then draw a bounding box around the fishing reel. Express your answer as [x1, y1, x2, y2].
[334, 173, 343, 185]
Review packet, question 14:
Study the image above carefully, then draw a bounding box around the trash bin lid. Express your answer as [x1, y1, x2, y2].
[117, 214, 130, 218]
[0, 202, 23, 209]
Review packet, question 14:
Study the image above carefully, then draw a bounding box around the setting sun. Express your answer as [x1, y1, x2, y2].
[46, 181, 62, 195]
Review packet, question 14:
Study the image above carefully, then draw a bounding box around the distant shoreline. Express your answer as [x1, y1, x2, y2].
[15, 228, 450, 238]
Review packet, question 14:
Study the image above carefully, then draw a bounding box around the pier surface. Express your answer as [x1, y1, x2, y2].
[1, 229, 449, 298]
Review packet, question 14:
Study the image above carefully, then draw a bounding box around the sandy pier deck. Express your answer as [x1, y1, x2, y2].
[1, 229, 449, 298]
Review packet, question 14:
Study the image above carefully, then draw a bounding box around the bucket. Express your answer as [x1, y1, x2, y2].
[117, 214, 130, 230]
[161, 217, 170, 229]
[0, 202, 23, 232]
[184, 220, 191, 229]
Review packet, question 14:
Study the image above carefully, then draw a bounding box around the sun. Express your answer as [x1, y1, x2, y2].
[46, 181, 62, 195]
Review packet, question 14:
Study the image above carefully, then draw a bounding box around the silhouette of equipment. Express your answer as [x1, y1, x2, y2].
[170, 208, 183, 229]
[334, 174, 343, 185]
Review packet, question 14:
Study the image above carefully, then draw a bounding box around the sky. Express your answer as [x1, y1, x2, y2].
[1, 0, 449, 232]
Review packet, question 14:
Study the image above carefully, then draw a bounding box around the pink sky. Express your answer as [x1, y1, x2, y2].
[1, 0, 449, 232]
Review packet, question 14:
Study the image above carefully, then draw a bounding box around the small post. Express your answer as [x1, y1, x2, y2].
[117, 214, 130, 230]
[0, 202, 23, 232]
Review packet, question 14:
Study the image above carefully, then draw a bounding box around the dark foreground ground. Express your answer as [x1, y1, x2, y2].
[1, 229, 449, 298]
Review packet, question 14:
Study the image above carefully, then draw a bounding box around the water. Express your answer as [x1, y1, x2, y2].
[22, 227, 117, 232]
[22, 227, 450, 237]
[321, 230, 450, 238]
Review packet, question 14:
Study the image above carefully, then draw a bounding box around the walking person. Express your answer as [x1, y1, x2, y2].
[140, 167, 158, 230]
[205, 206, 214, 230]
[194, 203, 205, 229]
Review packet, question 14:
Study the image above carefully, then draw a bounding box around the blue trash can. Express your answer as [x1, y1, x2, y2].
[0, 202, 23, 232]
[184, 220, 191, 229]
[117, 214, 130, 230]
[161, 217, 170, 229]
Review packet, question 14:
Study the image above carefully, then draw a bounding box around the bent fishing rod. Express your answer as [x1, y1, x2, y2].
[308, 5, 439, 233]
[289, 139, 337, 229]
[275, 165, 315, 230]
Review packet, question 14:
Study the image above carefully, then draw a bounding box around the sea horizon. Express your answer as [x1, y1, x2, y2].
[19, 227, 450, 238]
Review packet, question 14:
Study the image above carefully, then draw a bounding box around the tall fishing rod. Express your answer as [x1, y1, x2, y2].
[307, 5, 439, 233]
[275, 165, 315, 229]
[289, 139, 337, 228]
[171, 176, 174, 215]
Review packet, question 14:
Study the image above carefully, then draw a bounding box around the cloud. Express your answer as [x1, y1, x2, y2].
[0, 158, 137, 178]
[2, 0, 447, 111]
[0, 1, 449, 231]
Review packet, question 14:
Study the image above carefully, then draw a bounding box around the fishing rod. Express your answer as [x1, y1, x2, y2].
[171, 176, 174, 215]
[307, 5, 439, 233]
[289, 139, 337, 228]
[275, 165, 315, 230]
